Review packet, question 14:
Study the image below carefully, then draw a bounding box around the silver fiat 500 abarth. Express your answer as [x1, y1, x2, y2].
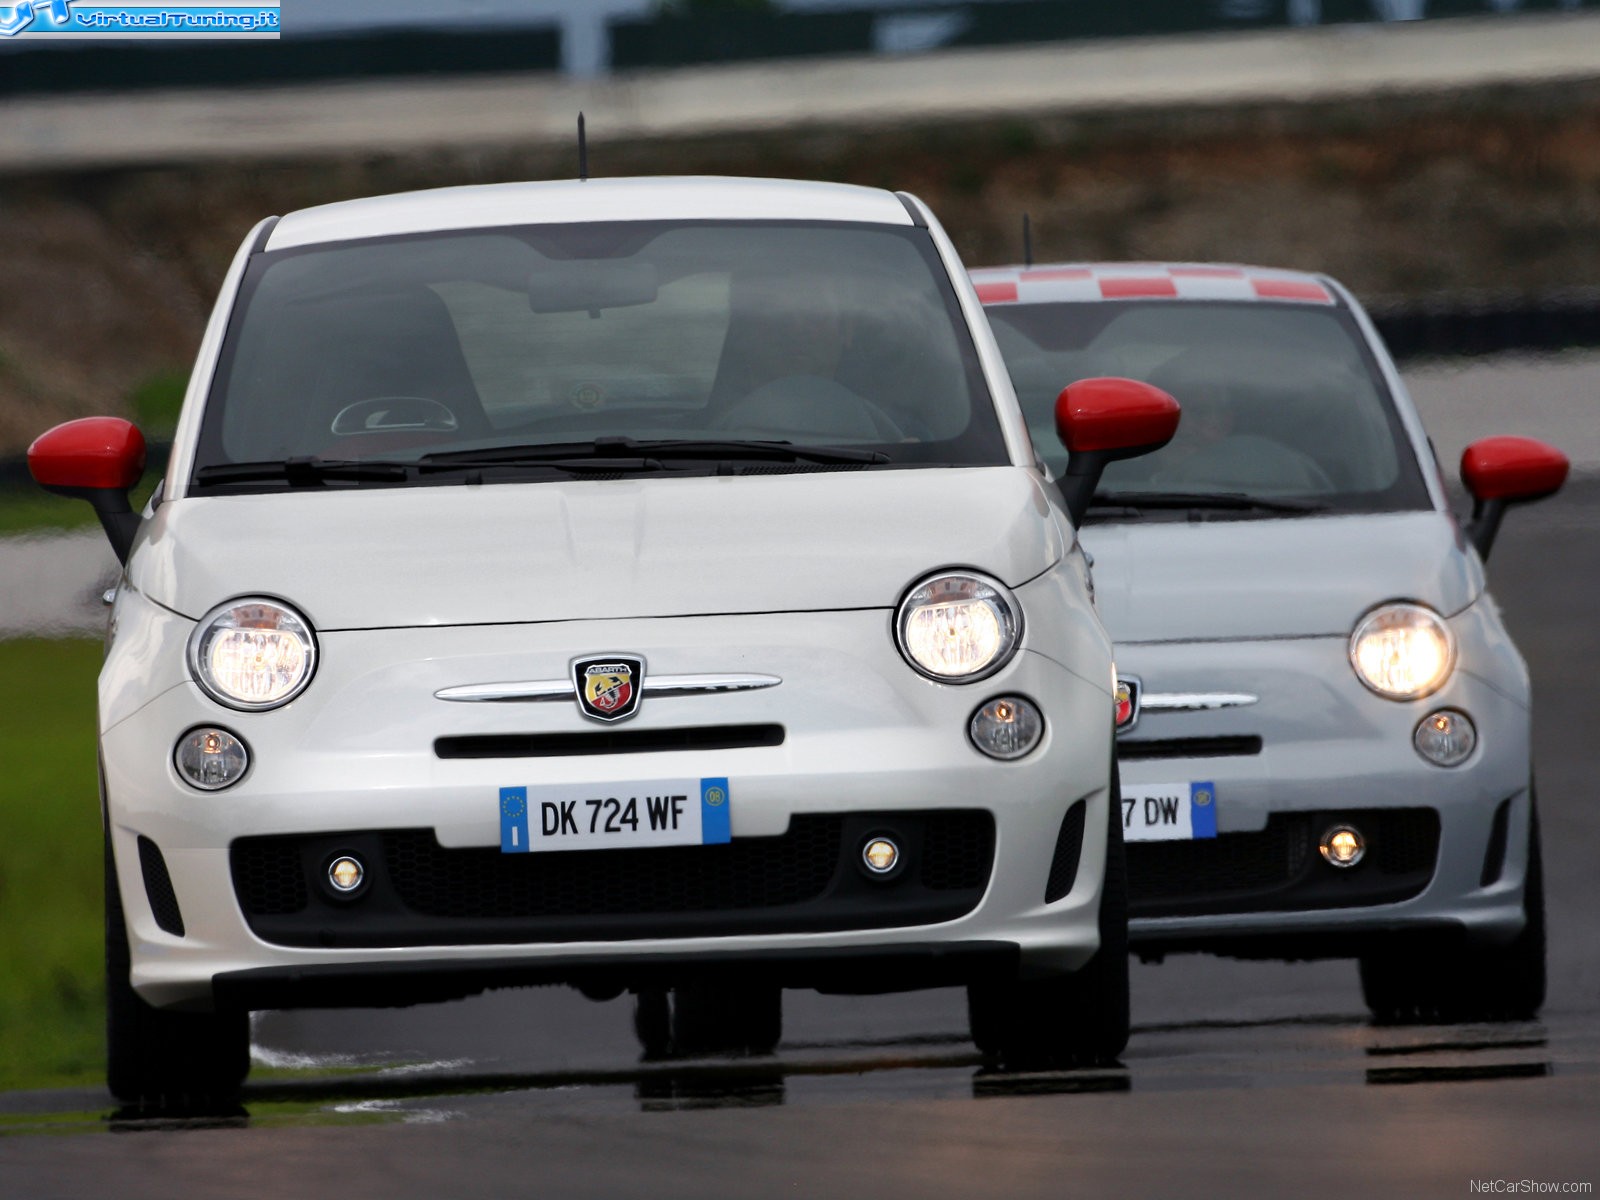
[976, 260, 1567, 1025]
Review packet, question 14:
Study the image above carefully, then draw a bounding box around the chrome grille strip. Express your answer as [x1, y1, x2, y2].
[434, 673, 782, 703]
[1140, 692, 1258, 711]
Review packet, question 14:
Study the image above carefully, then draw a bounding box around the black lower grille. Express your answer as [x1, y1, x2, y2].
[1044, 802, 1087, 903]
[1129, 808, 1440, 918]
[385, 819, 840, 919]
[919, 811, 994, 891]
[231, 809, 995, 948]
[138, 835, 185, 937]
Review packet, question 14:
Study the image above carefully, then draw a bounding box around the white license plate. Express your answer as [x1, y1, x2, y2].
[498, 777, 730, 853]
[1119, 780, 1218, 842]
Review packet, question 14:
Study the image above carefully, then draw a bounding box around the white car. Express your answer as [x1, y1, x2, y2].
[974, 261, 1568, 1024]
[29, 178, 1180, 1105]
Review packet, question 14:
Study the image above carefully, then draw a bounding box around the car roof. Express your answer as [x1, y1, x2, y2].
[968, 262, 1341, 307]
[266, 176, 915, 251]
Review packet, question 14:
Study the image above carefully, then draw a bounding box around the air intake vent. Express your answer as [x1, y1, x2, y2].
[1044, 801, 1087, 903]
[435, 724, 785, 759]
[137, 836, 185, 937]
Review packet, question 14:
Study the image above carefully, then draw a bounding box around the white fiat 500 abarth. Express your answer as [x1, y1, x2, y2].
[30, 179, 1180, 1105]
[975, 261, 1567, 1025]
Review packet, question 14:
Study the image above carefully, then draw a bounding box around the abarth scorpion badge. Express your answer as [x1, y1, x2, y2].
[572, 654, 645, 723]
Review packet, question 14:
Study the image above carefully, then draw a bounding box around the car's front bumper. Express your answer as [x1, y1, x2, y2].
[1114, 610, 1535, 957]
[102, 586, 1117, 1010]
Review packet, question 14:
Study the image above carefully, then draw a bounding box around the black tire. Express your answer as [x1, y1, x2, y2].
[1360, 800, 1547, 1025]
[968, 774, 1131, 1068]
[631, 982, 782, 1058]
[105, 838, 250, 1109]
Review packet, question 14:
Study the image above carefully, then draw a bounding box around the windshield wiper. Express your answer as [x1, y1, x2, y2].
[194, 458, 413, 487]
[1090, 490, 1329, 515]
[196, 438, 889, 490]
[421, 437, 889, 468]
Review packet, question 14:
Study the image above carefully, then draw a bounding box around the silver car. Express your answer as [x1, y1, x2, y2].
[974, 261, 1568, 1023]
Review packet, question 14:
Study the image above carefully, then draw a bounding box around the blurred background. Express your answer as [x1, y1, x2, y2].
[2, 0, 1598, 1092]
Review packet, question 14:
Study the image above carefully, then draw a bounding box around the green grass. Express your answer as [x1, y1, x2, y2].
[0, 638, 107, 1092]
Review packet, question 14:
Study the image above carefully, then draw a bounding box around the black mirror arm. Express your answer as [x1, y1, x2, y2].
[1465, 496, 1506, 561]
[1058, 450, 1114, 527]
[40, 484, 140, 565]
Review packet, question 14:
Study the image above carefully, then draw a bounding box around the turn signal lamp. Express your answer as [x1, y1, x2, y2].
[969, 695, 1044, 760]
[174, 726, 249, 791]
[1414, 709, 1477, 767]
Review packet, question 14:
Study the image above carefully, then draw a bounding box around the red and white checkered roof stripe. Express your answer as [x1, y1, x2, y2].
[968, 263, 1337, 307]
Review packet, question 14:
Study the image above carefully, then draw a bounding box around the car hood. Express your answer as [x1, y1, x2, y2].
[1079, 511, 1482, 643]
[134, 467, 1063, 629]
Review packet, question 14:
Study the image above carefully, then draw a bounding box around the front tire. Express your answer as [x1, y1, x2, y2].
[105, 838, 250, 1109]
[1360, 800, 1547, 1025]
[969, 777, 1131, 1068]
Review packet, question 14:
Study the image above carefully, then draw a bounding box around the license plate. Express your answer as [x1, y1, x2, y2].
[1119, 780, 1218, 842]
[498, 777, 731, 853]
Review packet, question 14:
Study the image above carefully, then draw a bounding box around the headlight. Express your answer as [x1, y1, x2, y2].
[188, 597, 317, 710]
[1349, 602, 1454, 700]
[895, 570, 1021, 682]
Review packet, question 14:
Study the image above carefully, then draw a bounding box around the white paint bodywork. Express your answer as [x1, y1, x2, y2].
[103, 179, 1117, 1010]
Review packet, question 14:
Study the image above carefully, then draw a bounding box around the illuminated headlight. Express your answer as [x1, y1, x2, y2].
[1414, 708, 1477, 767]
[189, 597, 317, 711]
[969, 695, 1044, 760]
[173, 726, 249, 791]
[1349, 603, 1454, 700]
[896, 571, 1021, 682]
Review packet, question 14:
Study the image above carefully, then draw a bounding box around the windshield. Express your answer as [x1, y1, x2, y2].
[985, 301, 1431, 518]
[194, 220, 1006, 491]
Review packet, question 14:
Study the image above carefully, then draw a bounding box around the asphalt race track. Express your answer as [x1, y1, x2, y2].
[3, 478, 1598, 1200]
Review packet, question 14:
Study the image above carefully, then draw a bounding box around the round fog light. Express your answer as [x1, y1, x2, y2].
[1414, 708, 1476, 767]
[1319, 825, 1366, 869]
[969, 695, 1044, 761]
[327, 855, 365, 894]
[174, 727, 249, 791]
[861, 837, 901, 876]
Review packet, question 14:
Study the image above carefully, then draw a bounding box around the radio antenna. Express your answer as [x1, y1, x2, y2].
[578, 112, 588, 182]
[1022, 212, 1033, 268]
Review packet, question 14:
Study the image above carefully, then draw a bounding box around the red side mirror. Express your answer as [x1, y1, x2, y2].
[1052, 378, 1180, 525]
[28, 417, 146, 492]
[1459, 435, 1568, 560]
[1460, 436, 1568, 504]
[27, 417, 147, 564]
[1055, 377, 1181, 456]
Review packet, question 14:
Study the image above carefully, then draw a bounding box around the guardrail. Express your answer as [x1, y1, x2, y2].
[2, 292, 1597, 490]
[2, 1, 1594, 95]
[612, 0, 1600, 70]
